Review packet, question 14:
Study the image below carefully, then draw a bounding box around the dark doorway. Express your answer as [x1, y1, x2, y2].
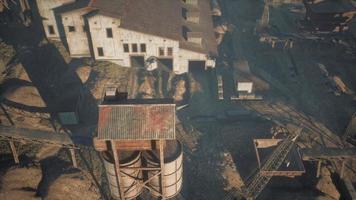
[156, 59, 173, 97]
[158, 58, 173, 71]
[130, 56, 145, 68]
[189, 60, 205, 72]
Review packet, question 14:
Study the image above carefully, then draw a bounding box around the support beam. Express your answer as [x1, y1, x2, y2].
[69, 148, 78, 168]
[111, 140, 126, 200]
[340, 160, 346, 178]
[8, 140, 19, 164]
[159, 140, 166, 199]
[254, 141, 261, 168]
[316, 160, 322, 178]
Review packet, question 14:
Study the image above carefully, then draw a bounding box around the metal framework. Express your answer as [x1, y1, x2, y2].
[242, 128, 302, 199]
[0, 125, 78, 167]
[109, 140, 167, 200]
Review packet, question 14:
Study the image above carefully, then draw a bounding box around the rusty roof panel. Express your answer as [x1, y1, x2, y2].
[98, 104, 175, 140]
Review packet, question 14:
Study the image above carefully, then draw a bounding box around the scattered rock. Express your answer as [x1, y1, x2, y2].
[75, 66, 91, 84]
[138, 76, 155, 98]
[4, 85, 46, 107]
[174, 79, 186, 102]
[35, 145, 61, 161]
[0, 166, 42, 200]
[221, 151, 245, 191]
[45, 171, 100, 200]
[316, 167, 340, 200]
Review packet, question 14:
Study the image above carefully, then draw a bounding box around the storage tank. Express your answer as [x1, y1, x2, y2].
[102, 151, 143, 200]
[145, 140, 183, 199]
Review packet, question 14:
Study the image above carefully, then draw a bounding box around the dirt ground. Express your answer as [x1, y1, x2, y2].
[1, 0, 356, 200]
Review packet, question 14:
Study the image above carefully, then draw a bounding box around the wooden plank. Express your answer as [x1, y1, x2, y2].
[111, 141, 125, 200]
[8, 140, 19, 164]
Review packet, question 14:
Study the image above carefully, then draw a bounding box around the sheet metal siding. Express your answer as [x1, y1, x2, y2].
[98, 104, 175, 140]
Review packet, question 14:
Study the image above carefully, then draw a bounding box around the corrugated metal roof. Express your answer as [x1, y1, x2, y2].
[98, 104, 175, 140]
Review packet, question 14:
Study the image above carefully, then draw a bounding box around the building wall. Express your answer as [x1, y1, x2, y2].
[87, 14, 213, 74]
[36, 0, 75, 40]
[178, 49, 215, 72]
[61, 9, 91, 57]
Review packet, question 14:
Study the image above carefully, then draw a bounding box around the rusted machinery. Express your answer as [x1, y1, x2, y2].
[94, 88, 183, 200]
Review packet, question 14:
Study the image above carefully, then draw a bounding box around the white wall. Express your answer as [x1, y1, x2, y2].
[36, 0, 74, 40]
[178, 49, 215, 73]
[61, 9, 91, 57]
[87, 14, 214, 74]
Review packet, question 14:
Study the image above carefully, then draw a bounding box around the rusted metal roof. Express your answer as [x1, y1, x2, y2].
[98, 102, 175, 140]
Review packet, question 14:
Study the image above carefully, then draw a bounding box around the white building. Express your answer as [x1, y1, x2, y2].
[44, 0, 218, 74]
[36, 0, 75, 40]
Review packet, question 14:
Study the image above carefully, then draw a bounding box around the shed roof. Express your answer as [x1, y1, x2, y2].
[89, 0, 182, 41]
[98, 99, 176, 140]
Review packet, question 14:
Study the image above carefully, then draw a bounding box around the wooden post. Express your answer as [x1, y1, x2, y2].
[69, 149, 78, 168]
[340, 160, 346, 179]
[254, 141, 261, 168]
[1, 103, 14, 125]
[316, 160, 322, 178]
[111, 140, 125, 200]
[8, 140, 19, 164]
[159, 140, 166, 199]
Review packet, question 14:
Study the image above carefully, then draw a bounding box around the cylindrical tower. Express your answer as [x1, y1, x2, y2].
[102, 151, 143, 200]
[145, 140, 183, 199]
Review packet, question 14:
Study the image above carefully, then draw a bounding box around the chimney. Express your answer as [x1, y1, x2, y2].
[186, 11, 200, 23]
[187, 32, 203, 46]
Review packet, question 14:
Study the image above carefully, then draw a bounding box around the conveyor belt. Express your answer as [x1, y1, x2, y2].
[301, 147, 356, 160]
[0, 125, 75, 148]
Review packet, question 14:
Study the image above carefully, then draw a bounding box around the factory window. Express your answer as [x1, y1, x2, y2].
[159, 47, 165, 56]
[132, 44, 138, 53]
[97, 47, 104, 56]
[106, 28, 113, 38]
[123, 44, 129, 53]
[140, 44, 146, 53]
[68, 26, 75, 32]
[48, 25, 55, 35]
[167, 47, 173, 56]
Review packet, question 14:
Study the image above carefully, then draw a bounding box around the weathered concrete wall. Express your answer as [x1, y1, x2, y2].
[36, 0, 74, 40]
[61, 9, 91, 57]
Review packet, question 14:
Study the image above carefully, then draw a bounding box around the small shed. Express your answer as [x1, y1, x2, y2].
[94, 97, 176, 151]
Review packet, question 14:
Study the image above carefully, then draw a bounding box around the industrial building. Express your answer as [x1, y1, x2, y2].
[36, 0, 75, 40]
[36, 0, 218, 74]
